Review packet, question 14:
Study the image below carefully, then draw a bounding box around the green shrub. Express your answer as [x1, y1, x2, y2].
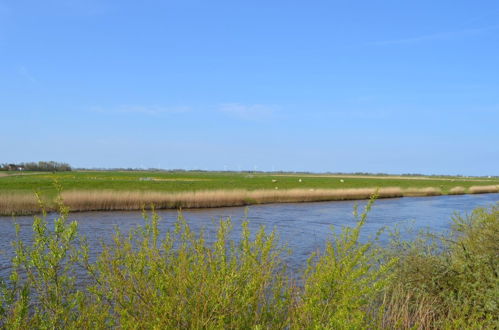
[1, 195, 497, 329]
[383, 204, 499, 329]
[292, 197, 398, 329]
[82, 207, 292, 329]
[0, 195, 85, 328]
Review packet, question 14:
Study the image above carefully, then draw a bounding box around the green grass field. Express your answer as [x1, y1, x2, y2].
[1, 170, 498, 196]
[1, 171, 498, 215]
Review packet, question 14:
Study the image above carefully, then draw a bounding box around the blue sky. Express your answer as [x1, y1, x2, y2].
[1, 1, 498, 175]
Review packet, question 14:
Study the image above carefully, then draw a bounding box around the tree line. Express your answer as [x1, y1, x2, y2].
[0, 161, 72, 172]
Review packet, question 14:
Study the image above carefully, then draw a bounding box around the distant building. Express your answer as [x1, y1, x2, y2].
[7, 164, 24, 171]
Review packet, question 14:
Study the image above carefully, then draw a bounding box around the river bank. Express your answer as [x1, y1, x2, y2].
[1, 185, 498, 215]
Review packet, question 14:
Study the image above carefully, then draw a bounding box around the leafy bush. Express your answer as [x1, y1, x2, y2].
[382, 204, 499, 328]
[1, 196, 497, 329]
[0, 196, 84, 328]
[82, 208, 292, 328]
[292, 197, 397, 328]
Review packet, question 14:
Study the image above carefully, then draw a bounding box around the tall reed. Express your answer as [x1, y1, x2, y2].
[468, 185, 499, 194]
[0, 193, 41, 215]
[60, 187, 441, 212]
[448, 186, 466, 195]
[4, 185, 499, 215]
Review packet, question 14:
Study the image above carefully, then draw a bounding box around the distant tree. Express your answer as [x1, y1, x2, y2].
[16, 161, 72, 172]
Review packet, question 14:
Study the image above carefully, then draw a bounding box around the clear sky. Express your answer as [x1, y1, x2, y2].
[1, 1, 498, 175]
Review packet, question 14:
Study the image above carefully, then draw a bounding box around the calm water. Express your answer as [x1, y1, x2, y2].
[1, 193, 498, 277]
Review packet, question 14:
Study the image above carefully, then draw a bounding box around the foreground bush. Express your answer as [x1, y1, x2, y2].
[292, 199, 397, 328]
[382, 204, 499, 329]
[1, 197, 497, 329]
[85, 210, 292, 329]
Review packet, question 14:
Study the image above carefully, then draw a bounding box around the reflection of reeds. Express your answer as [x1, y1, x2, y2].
[468, 185, 499, 194]
[448, 186, 466, 195]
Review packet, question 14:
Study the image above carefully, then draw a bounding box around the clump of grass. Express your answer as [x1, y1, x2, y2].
[448, 186, 466, 195]
[468, 185, 499, 194]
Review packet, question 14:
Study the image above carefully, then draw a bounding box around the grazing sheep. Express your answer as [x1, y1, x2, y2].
[272, 179, 277, 183]
[275, 186, 278, 190]
[340, 179, 344, 183]
[298, 179, 302, 182]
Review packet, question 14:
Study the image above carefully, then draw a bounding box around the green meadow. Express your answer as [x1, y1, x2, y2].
[1, 170, 498, 196]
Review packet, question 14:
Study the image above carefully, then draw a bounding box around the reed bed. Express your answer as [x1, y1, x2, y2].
[402, 187, 442, 197]
[2, 185, 497, 215]
[0, 193, 41, 215]
[448, 186, 466, 195]
[468, 185, 499, 194]
[59, 188, 409, 212]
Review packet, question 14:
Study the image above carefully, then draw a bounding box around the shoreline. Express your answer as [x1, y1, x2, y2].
[1, 186, 498, 216]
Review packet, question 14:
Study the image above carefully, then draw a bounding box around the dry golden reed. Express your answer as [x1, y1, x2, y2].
[58, 188, 403, 212]
[59, 187, 444, 212]
[448, 186, 466, 195]
[403, 187, 442, 197]
[379, 290, 440, 329]
[2, 185, 497, 215]
[0, 193, 41, 215]
[468, 185, 499, 194]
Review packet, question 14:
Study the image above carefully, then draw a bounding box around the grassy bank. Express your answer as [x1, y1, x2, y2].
[1, 199, 497, 328]
[1, 171, 498, 215]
